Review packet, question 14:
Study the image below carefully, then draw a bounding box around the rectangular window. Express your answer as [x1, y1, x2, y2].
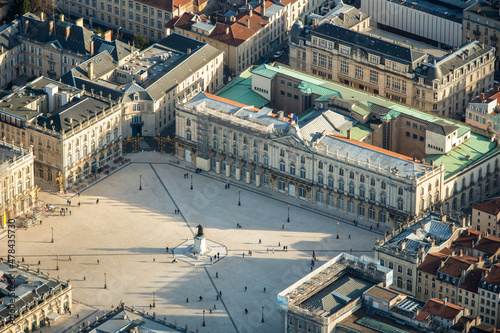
[340, 45, 350, 55]
[369, 70, 378, 83]
[340, 61, 349, 74]
[355, 65, 363, 79]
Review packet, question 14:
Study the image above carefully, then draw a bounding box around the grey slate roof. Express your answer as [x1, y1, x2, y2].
[36, 96, 109, 133]
[312, 23, 427, 65]
[299, 109, 356, 142]
[23, 19, 93, 55]
[157, 33, 205, 54]
[93, 36, 133, 63]
[426, 120, 457, 136]
[0, 23, 20, 51]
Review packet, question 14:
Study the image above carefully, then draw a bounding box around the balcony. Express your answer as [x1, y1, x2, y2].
[473, 29, 481, 37]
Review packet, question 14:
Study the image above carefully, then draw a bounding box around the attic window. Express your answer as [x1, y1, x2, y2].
[134, 94, 139, 101]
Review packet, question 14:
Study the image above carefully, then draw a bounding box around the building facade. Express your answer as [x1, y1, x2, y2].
[289, 22, 495, 118]
[472, 199, 500, 237]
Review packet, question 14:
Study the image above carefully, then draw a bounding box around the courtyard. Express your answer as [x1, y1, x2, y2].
[3, 152, 384, 333]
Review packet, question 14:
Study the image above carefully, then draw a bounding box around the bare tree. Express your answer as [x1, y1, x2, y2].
[31, 0, 56, 17]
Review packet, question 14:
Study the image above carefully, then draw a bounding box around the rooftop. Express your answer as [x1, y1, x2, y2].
[364, 285, 400, 302]
[464, 1, 500, 20]
[482, 263, 500, 285]
[437, 255, 479, 278]
[417, 249, 451, 275]
[474, 198, 500, 216]
[414, 298, 463, 321]
[215, 71, 269, 108]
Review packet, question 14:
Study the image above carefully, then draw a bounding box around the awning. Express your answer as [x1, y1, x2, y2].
[47, 312, 60, 321]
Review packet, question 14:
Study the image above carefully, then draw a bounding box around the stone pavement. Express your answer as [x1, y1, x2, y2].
[2, 152, 382, 333]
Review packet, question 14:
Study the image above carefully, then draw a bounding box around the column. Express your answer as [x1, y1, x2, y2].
[246, 165, 254, 184]
[215, 156, 221, 174]
[235, 162, 242, 181]
[225, 159, 233, 178]
[255, 168, 262, 187]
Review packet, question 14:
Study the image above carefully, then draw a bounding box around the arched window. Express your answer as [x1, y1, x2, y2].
[328, 174, 334, 187]
[279, 160, 286, 172]
[318, 172, 324, 185]
[371, 178, 375, 186]
[339, 178, 345, 191]
[213, 126, 218, 135]
[379, 210, 386, 223]
[318, 161, 323, 169]
[380, 191, 387, 205]
[223, 130, 227, 138]
[263, 154, 269, 166]
[370, 188, 376, 201]
[233, 132, 237, 141]
[278, 178, 285, 191]
[419, 199, 424, 211]
[186, 130, 192, 141]
[232, 143, 237, 155]
[381, 181, 386, 190]
[338, 196, 344, 209]
[435, 191, 439, 203]
[223, 141, 227, 153]
[300, 167, 306, 178]
[397, 197, 404, 210]
[428, 195, 432, 207]
[358, 204, 365, 217]
[106, 132, 111, 144]
[67, 154, 73, 165]
[253, 140, 258, 148]
[398, 187, 403, 196]
[461, 193, 465, 206]
[339, 168, 344, 176]
[369, 206, 375, 219]
[397, 277, 403, 289]
[243, 136, 248, 144]
[83, 145, 88, 156]
[263, 143, 268, 151]
[280, 148, 285, 157]
[253, 150, 259, 163]
[25, 177, 30, 190]
[98, 136, 103, 148]
[360, 174, 365, 183]
[317, 190, 323, 203]
[349, 171, 354, 179]
[289, 163, 296, 175]
[359, 185, 365, 198]
[17, 181, 22, 194]
[212, 137, 218, 149]
[406, 279, 412, 292]
[242, 146, 248, 159]
[299, 185, 306, 198]
[349, 181, 355, 194]
[348, 200, 354, 213]
[114, 127, 118, 139]
[75, 149, 80, 161]
[186, 119, 191, 126]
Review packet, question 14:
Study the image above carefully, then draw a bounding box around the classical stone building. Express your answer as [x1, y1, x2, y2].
[472, 198, 500, 236]
[60, 33, 223, 137]
[0, 263, 72, 333]
[0, 142, 35, 220]
[289, 20, 495, 118]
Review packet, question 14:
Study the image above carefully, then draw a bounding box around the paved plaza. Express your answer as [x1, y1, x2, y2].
[2, 152, 384, 333]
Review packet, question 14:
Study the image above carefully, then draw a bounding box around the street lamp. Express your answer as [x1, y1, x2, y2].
[56, 254, 59, 271]
[336, 222, 339, 239]
[104, 272, 107, 289]
[261, 305, 264, 323]
[153, 290, 156, 308]
[238, 189, 241, 206]
[51, 226, 54, 243]
[203, 309, 206, 327]
[190, 174, 193, 190]
[139, 174, 142, 191]
[287, 205, 290, 222]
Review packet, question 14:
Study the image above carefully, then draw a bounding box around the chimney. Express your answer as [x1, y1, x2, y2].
[24, 19, 29, 33]
[478, 255, 482, 262]
[449, 223, 455, 234]
[49, 20, 54, 34]
[246, 19, 250, 28]
[40, 12, 45, 21]
[261, 0, 266, 17]
[75, 18, 84, 27]
[443, 297, 447, 306]
[441, 214, 447, 222]
[88, 62, 94, 80]
[225, 26, 229, 35]
[90, 40, 94, 55]
[312, 18, 318, 28]
[460, 249, 463, 256]
[481, 93, 485, 99]
[65, 26, 70, 40]
[359, 13, 362, 21]
[461, 217, 466, 228]
[249, 10, 253, 17]
[339, 12, 345, 21]
[104, 30, 112, 42]
[347, 129, 351, 139]
[60, 14, 65, 22]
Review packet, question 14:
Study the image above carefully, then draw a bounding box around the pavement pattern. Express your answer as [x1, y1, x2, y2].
[2, 152, 385, 333]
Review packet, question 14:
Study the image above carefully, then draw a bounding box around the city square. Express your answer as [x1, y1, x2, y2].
[3, 152, 383, 333]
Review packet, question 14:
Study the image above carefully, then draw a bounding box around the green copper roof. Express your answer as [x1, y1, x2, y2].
[340, 123, 373, 141]
[425, 133, 499, 179]
[216, 74, 269, 109]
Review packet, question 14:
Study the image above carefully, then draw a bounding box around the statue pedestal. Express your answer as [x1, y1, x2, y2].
[193, 235, 207, 255]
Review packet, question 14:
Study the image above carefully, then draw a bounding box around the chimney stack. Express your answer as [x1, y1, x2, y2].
[88, 62, 94, 80]
[104, 30, 112, 42]
[441, 214, 447, 222]
[60, 14, 65, 22]
[65, 26, 70, 40]
[187, 48, 191, 54]
[24, 19, 29, 32]
[246, 19, 250, 28]
[261, 0, 266, 17]
[312, 18, 318, 28]
[225, 26, 229, 35]
[347, 129, 351, 139]
[460, 249, 463, 256]
[40, 12, 45, 21]
[90, 40, 94, 55]
[478, 255, 482, 262]
[49, 20, 54, 34]
[249, 10, 252, 17]
[76, 18, 84, 27]
[449, 223, 455, 234]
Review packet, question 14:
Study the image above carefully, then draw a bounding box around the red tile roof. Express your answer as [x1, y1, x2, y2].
[438, 255, 479, 278]
[418, 251, 450, 275]
[136, 0, 193, 12]
[169, 10, 269, 47]
[475, 235, 500, 255]
[483, 263, 500, 285]
[415, 299, 463, 321]
[203, 93, 260, 112]
[453, 229, 481, 249]
[460, 267, 488, 293]
[474, 198, 500, 216]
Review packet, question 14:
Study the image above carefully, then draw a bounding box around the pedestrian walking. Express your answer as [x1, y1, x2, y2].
[186, 298, 189, 303]
[242, 253, 245, 258]
[77, 314, 79, 318]
[83, 276, 86, 281]
[213, 304, 216, 310]
[282, 224, 284, 229]
[199, 296, 203, 301]
[210, 309, 212, 314]
[259, 239, 262, 244]
[216, 272, 219, 278]
[245, 308, 248, 314]
[370, 226, 373, 231]
[78, 192, 80, 197]
[22, 258, 24, 263]
[69, 256, 71, 261]
[267, 248, 269, 253]
[69, 210, 71, 216]
[228, 183, 230, 189]
[263, 287, 266, 293]
[278, 242, 281, 247]
[38, 260, 40, 265]
[245, 286, 247, 291]
[78, 202, 81, 207]
[225, 184, 228, 189]
[348, 234, 351, 239]
[216, 295, 219, 300]
[97, 259, 100, 265]
[219, 291, 222, 297]
[166, 247, 169, 252]
[153, 258, 155, 262]
[96, 198, 99, 204]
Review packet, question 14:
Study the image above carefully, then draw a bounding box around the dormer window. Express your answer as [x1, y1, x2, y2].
[369, 54, 379, 64]
[134, 93, 139, 101]
[340, 45, 350, 55]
